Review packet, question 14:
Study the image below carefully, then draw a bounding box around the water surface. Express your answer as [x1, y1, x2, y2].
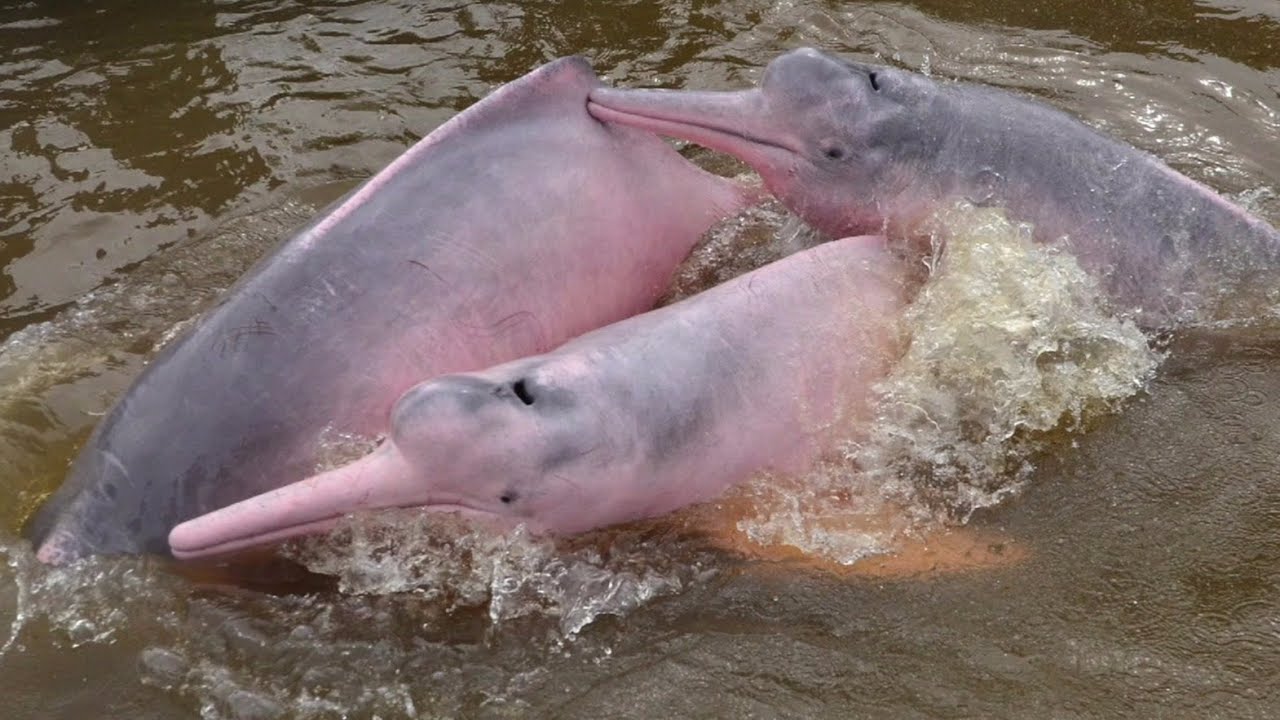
[2, 1, 1279, 718]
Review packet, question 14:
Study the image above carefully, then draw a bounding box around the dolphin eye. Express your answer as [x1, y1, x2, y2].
[512, 379, 535, 405]
[500, 491, 517, 504]
[823, 146, 847, 160]
[869, 72, 880, 91]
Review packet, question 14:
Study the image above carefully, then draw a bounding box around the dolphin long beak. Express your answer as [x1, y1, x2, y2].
[587, 87, 799, 167]
[168, 445, 433, 560]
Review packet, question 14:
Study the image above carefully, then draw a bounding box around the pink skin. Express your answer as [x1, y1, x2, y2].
[587, 47, 1280, 326]
[169, 236, 907, 559]
[30, 56, 753, 562]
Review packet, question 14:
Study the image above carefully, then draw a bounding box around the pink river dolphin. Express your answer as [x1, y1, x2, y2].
[169, 235, 905, 559]
[27, 57, 750, 563]
[588, 47, 1280, 327]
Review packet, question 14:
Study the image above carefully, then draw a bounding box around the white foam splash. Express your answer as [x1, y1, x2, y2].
[284, 513, 693, 638]
[0, 539, 27, 662]
[862, 205, 1161, 512]
[736, 205, 1163, 563]
[0, 536, 176, 654]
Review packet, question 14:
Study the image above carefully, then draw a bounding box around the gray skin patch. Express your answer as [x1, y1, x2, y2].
[648, 392, 714, 464]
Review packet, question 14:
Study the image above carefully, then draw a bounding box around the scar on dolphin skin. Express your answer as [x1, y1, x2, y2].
[406, 259, 447, 285]
[215, 319, 278, 357]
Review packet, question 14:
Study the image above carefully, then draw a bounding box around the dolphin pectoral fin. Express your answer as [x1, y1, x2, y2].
[168, 445, 426, 560]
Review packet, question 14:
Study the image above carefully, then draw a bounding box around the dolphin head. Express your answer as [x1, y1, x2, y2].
[167, 354, 647, 559]
[386, 360, 630, 528]
[589, 47, 937, 238]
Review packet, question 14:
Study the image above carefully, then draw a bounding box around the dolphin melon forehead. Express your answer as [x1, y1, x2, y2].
[763, 47, 872, 86]
[759, 47, 909, 112]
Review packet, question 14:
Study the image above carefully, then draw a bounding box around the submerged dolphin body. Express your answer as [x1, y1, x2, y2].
[169, 236, 906, 559]
[29, 57, 750, 562]
[588, 47, 1280, 326]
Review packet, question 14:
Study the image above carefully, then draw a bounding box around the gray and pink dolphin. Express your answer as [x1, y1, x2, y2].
[27, 57, 749, 562]
[590, 48, 1280, 326]
[32, 48, 1280, 562]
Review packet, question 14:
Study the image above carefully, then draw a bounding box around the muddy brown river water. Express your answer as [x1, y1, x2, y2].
[3, 1, 1280, 718]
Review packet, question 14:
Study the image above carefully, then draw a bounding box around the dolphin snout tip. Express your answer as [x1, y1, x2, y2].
[33, 529, 84, 565]
[166, 525, 202, 560]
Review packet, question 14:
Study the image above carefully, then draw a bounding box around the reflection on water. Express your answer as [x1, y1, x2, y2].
[2, 0, 1279, 718]
[0, 1, 268, 328]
